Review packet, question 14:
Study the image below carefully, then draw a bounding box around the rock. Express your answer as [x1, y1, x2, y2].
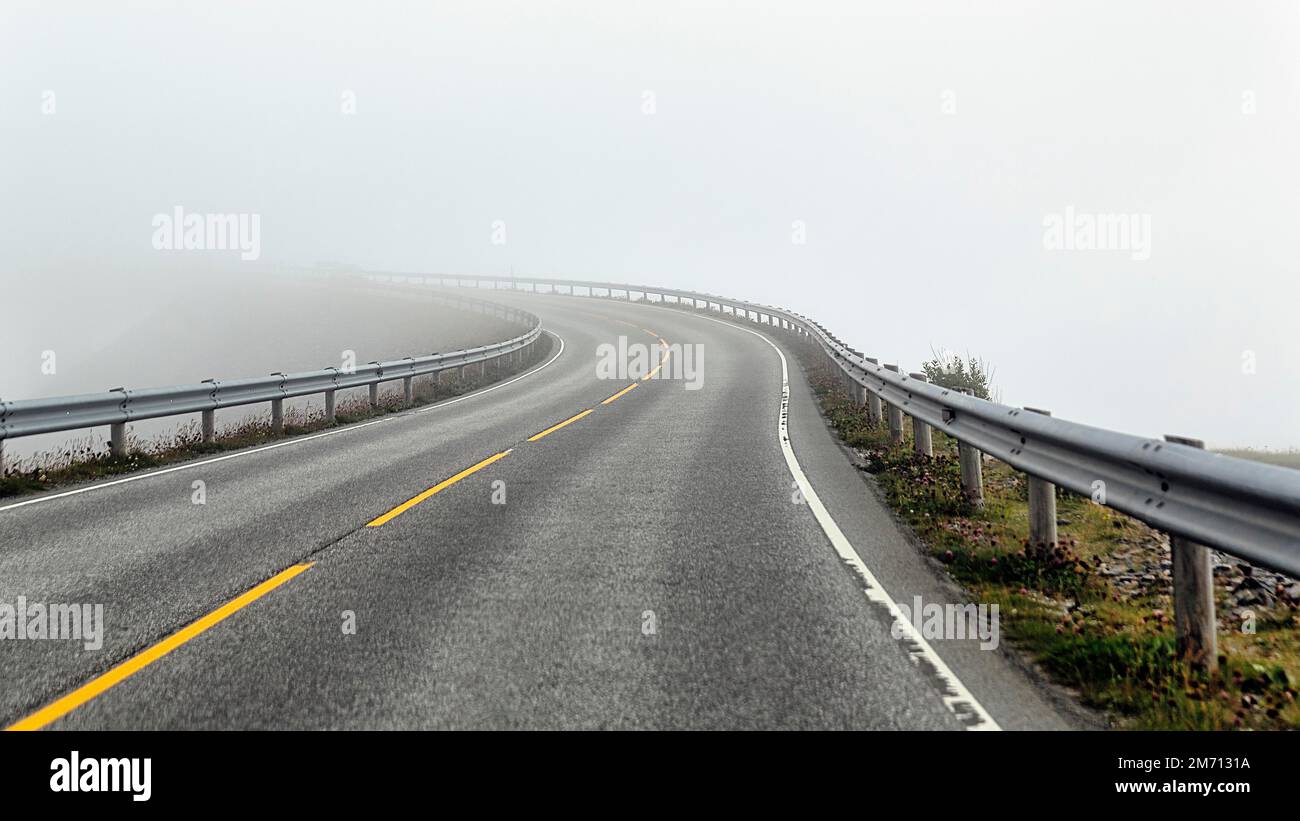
[1235, 576, 1267, 592]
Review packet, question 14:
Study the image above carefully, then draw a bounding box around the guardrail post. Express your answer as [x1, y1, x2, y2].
[403, 376, 414, 406]
[110, 422, 127, 457]
[864, 358, 883, 426]
[271, 399, 284, 435]
[324, 390, 336, 423]
[956, 389, 984, 509]
[201, 409, 215, 444]
[884, 364, 904, 445]
[908, 373, 933, 457]
[0, 439, 5, 476]
[1165, 435, 1218, 674]
[1025, 407, 1058, 547]
[369, 383, 379, 407]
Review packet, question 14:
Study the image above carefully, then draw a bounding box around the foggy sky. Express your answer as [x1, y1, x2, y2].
[3, 1, 1298, 449]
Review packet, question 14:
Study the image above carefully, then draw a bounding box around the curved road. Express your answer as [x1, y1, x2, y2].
[0, 291, 1078, 730]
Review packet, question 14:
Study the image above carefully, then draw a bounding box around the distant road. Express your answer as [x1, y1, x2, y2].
[0, 292, 1077, 730]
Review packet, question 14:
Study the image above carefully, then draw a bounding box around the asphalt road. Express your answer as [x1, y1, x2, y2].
[0, 290, 1080, 730]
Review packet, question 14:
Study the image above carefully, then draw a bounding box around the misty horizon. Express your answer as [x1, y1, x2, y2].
[3, 1, 1297, 450]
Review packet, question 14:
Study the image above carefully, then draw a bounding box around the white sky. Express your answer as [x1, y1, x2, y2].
[3, 1, 1298, 449]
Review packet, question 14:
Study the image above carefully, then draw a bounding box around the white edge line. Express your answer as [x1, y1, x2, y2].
[0, 331, 566, 514]
[691, 310, 1001, 732]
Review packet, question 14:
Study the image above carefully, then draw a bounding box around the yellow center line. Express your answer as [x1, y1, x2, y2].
[9, 321, 679, 730]
[636, 328, 672, 381]
[5, 562, 314, 732]
[367, 449, 512, 527]
[527, 408, 595, 442]
[643, 349, 671, 380]
[601, 383, 639, 405]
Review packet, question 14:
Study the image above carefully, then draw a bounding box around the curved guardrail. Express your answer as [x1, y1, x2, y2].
[374, 271, 1300, 585]
[0, 286, 543, 449]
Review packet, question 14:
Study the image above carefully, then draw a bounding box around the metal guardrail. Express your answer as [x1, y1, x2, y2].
[4, 268, 1294, 670]
[0, 286, 543, 452]
[375, 272, 1300, 586]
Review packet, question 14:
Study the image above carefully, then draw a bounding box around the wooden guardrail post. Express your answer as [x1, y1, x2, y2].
[956, 389, 984, 509]
[864, 358, 883, 426]
[908, 372, 933, 457]
[1165, 435, 1218, 674]
[1025, 407, 1057, 547]
[884, 364, 904, 445]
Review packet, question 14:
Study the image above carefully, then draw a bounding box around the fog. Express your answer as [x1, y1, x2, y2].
[3, 1, 1297, 450]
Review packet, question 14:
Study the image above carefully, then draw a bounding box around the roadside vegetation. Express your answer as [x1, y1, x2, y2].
[796, 346, 1300, 730]
[0, 334, 553, 499]
[1216, 448, 1300, 472]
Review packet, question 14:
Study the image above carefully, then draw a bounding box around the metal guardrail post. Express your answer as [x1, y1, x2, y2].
[201, 378, 216, 443]
[271, 399, 284, 435]
[909, 373, 933, 457]
[884, 364, 904, 445]
[110, 422, 127, 457]
[368, 382, 380, 407]
[324, 390, 336, 423]
[1166, 434, 1219, 674]
[1025, 407, 1058, 547]
[956, 389, 984, 509]
[403, 376, 414, 406]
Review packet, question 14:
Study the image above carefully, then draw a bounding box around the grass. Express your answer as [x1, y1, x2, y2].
[798, 346, 1300, 730]
[1216, 448, 1300, 471]
[0, 334, 554, 499]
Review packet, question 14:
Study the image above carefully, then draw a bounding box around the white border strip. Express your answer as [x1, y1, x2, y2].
[0, 332, 566, 514]
[694, 312, 1001, 731]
